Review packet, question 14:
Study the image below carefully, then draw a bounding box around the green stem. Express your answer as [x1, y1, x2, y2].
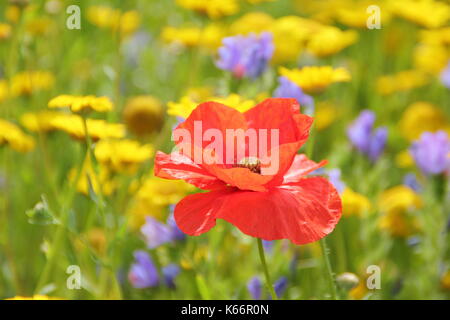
[320, 237, 338, 300]
[257, 238, 277, 300]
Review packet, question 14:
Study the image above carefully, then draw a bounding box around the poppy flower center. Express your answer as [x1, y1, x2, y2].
[235, 157, 261, 174]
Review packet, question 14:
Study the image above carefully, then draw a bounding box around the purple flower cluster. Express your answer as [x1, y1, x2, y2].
[141, 213, 185, 249]
[410, 131, 450, 175]
[216, 32, 274, 79]
[247, 276, 288, 299]
[128, 250, 181, 289]
[274, 76, 314, 115]
[347, 110, 387, 161]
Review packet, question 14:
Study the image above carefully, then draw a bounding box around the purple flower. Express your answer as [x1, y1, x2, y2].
[403, 173, 422, 192]
[327, 168, 346, 194]
[216, 32, 274, 79]
[247, 276, 262, 300]
[162, 264, 180, 289]
[141, 217, 173, 249]
[128, 250, 159, 288]
[347, 110, 387, 161]
[167, 211, 186, 242]
[440, 61, 450, 88]
[410, 131, 450, 175]
[274, 76, 314, 115]
[274, 277, 288, 299]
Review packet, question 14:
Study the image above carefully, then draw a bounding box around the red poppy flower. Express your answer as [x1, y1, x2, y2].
[154, 98, 342, 245]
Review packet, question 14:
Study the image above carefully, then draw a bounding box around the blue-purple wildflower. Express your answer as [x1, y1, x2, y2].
[216, 32, 274, 79]
[128, 250, 159, 289]
[410, 131, 450, 175]
[274, 76, 314, 115]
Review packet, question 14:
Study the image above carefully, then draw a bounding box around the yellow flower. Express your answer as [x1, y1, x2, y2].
[0, 79, 9, 102]
[376, 70, 428, 96]
[126, 176, 194, 229]
[246, 0, 275, 3]
[341, 187, 371, 217]
[395, 150, 414, 168]
[336, 1, 392, 28]
[20, 110, 64, 133]
[390, 0, 449, 29]
[6, 295, 62, 300]
[48, 95, 113, 113]
[168, 94, 255, 119]
[68, 155, 116, 196]
[419, 27, 450, 46]
[378, 185, 422, 237]
[87, 6, 140, 37]
[10, 71, 55, 96]
[176, 0, 239, 19]
[26, 17, 53, 36]
[269, 16, 319, 63]
[123, 95, 164, 137]
[279, 66, 351, 94]
[306, 27, 358, 58]
[0, 23, 12, 40]
[51, 114, 125, 142]
[94, 139, 154, 174]
[413, 44, 449, 74]
[229, 12, 274, 35]
[6, 5, 21, 24]
[314, 100, 339, 131]
[161, 24, 226, 50]
[0, 118, 35, 152]
[399, 101, 448, 141]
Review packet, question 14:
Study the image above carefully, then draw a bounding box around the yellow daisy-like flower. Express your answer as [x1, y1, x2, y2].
[87, 6, 140, 37]
[126, 176, 194, 229]
[0, 79, 9, 102]
[161, 24, 226, 50]
[399, 101, 449, 141]
[10, 70, 55, 96]
[68, 155, 116, 196]
[229, 12, 274, 35]
[0, 118, 35, 152]
[0, 23, 12, 40]
[390, 0, 449, 29]
[50, 114, 125, 142]
[419, 27, 450, 46]
[269, 16, 320, 63]
[376, 70, 429, 96]
[413, 44, 449, 75]
[168, 94, 255, 119]
[94, 139, 154, 174]
[48, 95, 113, 113]
[26, 17, 53, 36]
[306, 27, 358, 57]
[341, 187, 371, 217]
[20, 110, 65, 133]
[336, 1, 392, 28]
[6, 5, 22, 24]
[175, 0, 239, 19]
[123, 95, 164, 137]
[279, 66, 351, 94]
[378, 185, 422, 238]
[6, 295, 63, 300]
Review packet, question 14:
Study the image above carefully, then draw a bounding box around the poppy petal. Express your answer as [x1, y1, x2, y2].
[244, 98, 313, 147]
[174, 177, 342, 245]
[154, 151, 226, 190]
[282, 154, 328, 184]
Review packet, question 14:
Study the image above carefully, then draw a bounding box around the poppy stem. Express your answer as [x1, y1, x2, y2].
[257, 238, 277, 300]
[320, 237, 338, 300]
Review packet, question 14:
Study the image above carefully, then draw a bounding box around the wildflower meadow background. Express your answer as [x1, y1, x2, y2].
[0, 0, 449, 300]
